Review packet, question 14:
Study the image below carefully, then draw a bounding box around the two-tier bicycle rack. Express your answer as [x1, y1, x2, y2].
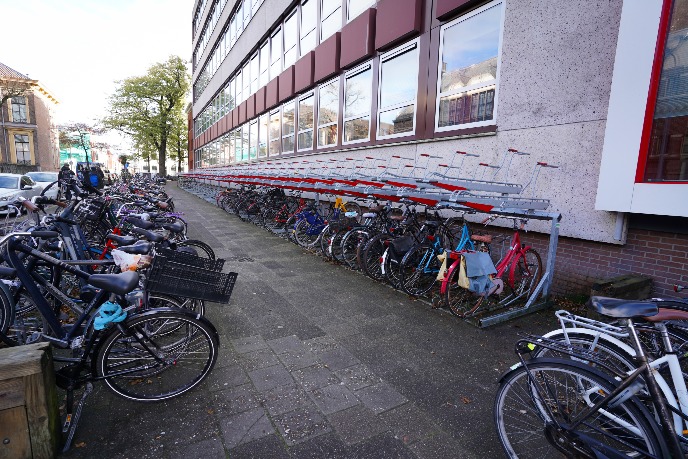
[182, 149, 562, 327]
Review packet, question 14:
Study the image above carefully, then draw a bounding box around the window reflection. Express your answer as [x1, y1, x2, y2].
[344, 65, 372, 143]
[318, 79, 340, 147]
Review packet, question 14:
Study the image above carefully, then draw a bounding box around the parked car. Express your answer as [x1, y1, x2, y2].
[26, 171, 59, 199]
[0, 174, 43, 215]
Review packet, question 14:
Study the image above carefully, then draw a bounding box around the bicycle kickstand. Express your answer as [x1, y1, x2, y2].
[61, 382, 94, 452]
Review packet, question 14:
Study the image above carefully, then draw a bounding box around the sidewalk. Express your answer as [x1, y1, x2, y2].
[61, 184, 556, 459]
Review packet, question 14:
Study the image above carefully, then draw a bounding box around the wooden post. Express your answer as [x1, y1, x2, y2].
[0, 343, 60, 459]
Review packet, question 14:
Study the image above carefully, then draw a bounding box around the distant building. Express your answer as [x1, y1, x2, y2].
[0, 61, 59, 171]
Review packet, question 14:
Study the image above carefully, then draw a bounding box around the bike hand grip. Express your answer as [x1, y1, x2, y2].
[30, 230, 60, 239]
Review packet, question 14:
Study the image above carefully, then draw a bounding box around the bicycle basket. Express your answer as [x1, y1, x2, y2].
[157, 248, 225, 271]
[146, 257, 238, 303]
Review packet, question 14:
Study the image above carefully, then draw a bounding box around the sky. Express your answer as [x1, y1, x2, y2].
[1, 0, 192, 149]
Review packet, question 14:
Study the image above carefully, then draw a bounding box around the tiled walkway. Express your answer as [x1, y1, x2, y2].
[61, 184, 556, 459]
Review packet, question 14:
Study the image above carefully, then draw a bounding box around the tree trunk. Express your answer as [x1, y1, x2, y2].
[158, 138, 167, 177]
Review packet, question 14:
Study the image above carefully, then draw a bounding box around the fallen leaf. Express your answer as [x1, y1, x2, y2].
[75, 442, 86, 448]
[207, 409, 214, 415]
[461, 397, 471, 404]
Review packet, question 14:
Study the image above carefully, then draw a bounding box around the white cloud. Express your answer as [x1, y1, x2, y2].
[0, 0, 191, 125]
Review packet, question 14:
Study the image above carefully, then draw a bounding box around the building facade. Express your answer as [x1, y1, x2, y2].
[189, 0, 688, 297]
[0, 62, 60, 172]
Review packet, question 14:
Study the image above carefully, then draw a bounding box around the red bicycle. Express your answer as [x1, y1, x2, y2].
[440, 218, 542, 318]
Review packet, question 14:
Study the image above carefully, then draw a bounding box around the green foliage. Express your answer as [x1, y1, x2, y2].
[102, 56, 190, 176]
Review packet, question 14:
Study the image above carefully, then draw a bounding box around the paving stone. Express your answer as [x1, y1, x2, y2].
[318, 322, 359, 338]
[277, 348, 320, 371]
[168, 437, 226, 459]
[355, 382, 408, 414]
[378, 403, 441, 445]
[266, 334, 307, 354]
[326, 405, 389, 445]
[334, 364, 381, 391]
[261, 383, 311, 416]
[319, 347, 361, 372]
[219, 408, 274, 449]
[286, 432, 353, 459]
[293, 364, 340, 391]
[212, 383, 262, 416]
[206, 364, 249, 392]
[304, 336, 339, 354]
[229, 434, 291, 459]
[348, 431, 416, 458]
[232, 335, 269, 353]
[272, 405, 332, 446]
[239, 347, 281, 371]
[407, 432, 481, 459]
[309, 384, 359, 415]
[248, 364, 294, 391]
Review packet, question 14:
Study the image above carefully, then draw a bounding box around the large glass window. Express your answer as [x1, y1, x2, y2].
[300, 0, 317, 55]
[14, 134, 30, 164]
[11, 97, 27, 123]
[643, 0, 688, 181]
[347, 0, 373, 21]
[343, 63, 373, 143]
[282, 101, 296, 153]
[298, 93, 315, 151]
[270, 28, 283, 78]
[269, 109, 281, 155]
[259, 114, 268, 157]
[378, 41, 419, 138]
[259, 41, 270, 87]
[236, 2, 244, 35]
[236, 70, 243, 104]
[321, 0, 341, 41]
[249, 120, 258, 160]
[241, 124, 249, 161]
[436, 1, 502, 131]
[230, 15, 237, 46]
[318, 78, 340, 147]
[242, 62, 251, 101]
[230, 129, 238, 163]
[284, 11, 298, 68]
[250, 53, 259, 94]
[252, 0, 262, 16]
[243, 0, 251, 25]
[230, 77, 236, 109]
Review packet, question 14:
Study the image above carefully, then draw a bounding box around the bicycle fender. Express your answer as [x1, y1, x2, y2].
[540, 328, 637, 358]
[439, 258, 462, 295]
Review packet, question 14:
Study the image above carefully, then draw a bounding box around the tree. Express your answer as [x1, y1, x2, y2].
[58, 122, 108, 165]
[168, 110, 188, 175]
[103, 56, 190, 177]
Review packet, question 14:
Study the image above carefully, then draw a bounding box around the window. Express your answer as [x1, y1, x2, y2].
[269, 109, 281, 155]
[236, 2, 244, 35]
[284, 11, 298, 68]
[298, 93, 315, 151]
[347, 0, 373, 21]
[318, 78, 340, 147]
[270, 28, 283, 78]
[230, 15, 237, 46]
[243, 0, 251, 25]
[642, 0, 688, 181]
[230, 77, 236, 109]
[236, 70, 243, 104]
[378, 41, 419, 138]
[282, 101, 296, 153]
[300, 0, 317, 55]
[259, 41, 270, 87]
[343, 63, 373, 143]
[250, 53, 259, 94]
[252, 0, 262, 16]
[436, 1, 503, 131]
[14, 134, 30, 164]
[222, 134, 230, 164]
[321, 0, 341, 41]
[259, 114, 268, 157]
[241, 124, 249, 161]
[242, 62, 250, 101]
[11, 97, 27, 123]
[229, 129, 237, 163]
[249, 120, 258, 160]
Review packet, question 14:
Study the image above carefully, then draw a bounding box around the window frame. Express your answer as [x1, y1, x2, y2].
[376, 39, 420, 140]
[283, 9, 299, 68]
[343, 61, 373, 145]
[259, 113, 269, 158]
[281, 100, 297, 154]
[14, 134, 31, 164]
[269, 109, 281, 156]
[317, 77, 340, 149]
[434, 0, 504, 133]
[297, 92, 316, 152]
[300, 0, 318, 56]
[320, 0, 342, 42]
[11, 97, 27, 123]
[270, 27, 283, 79]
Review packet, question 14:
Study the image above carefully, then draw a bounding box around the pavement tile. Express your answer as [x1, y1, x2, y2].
[272, 405, 332, 446]
[334, 364, 382, 391]
[219, 408, 274, 449]
[407, 432, 481, 459]
[326, 405, 389, 445]
[277, 348, 321, 371]
[286, 432, 353, 459]
[231, 335, 269, 353]
[293, 364, 340, 391]
[206, 364, 249, 392]
[309, 384, 359, 415]
[318, 322, 359, 338]
[355, 382, 408, 414]
[228, 434, 291, 458]
[168, 437, 226, 459]
[266, 334, 307, 354]
[248, 364, 294, 391]
[378, 403, 441, 445]
[239, 347, 281, 371]
[261, 383, 312, 416]
[348, 431, 415, 459]
[212, 383, 262, 416]
[319, 347, 361, 372]
[303, 336, 339, 354]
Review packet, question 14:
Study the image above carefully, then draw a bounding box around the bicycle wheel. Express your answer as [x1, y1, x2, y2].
[176, 240, 215, 260]
[400, 244, 441, 296]
[383, 248, 404, 289]
[294, 219, 321, 248]
[330, 228, 349, 262]
[508, 248, 543, 300]
[495, 358, 666, 458]
[342, 202, 362, 223]
[319, 224, 335, 259]
[341, 229, 368, 270]
[95, 308, 219, 402]
[443, 264, 476, 318]
[361, 233, 391, 281]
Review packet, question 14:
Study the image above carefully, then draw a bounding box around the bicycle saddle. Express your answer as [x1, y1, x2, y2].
[107, 234, 137, 246]
[162, 222, 185, 233]
[117, 241, 152, 255]
[369, 205, 385, 213]
[126, 217, 155, 230]
[88, 271, 139, 295]
[130, 227, 164, 243]
[588, 296, 658, 319]
[644, 308, 688, 322]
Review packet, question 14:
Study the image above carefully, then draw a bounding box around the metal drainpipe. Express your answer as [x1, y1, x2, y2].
[614, 212, 627, 241]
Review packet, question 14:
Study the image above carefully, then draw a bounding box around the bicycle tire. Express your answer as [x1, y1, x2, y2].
[508, 248, 543, 300]
[443, 264, 475, 318]
[342, 202, 362, 223]
[176, 240, 216, 260]
[495, 357, 666, 458]
[400, 244, 441, 296]
[341, 229, 368, 270]
[319, 224, 335, 259]
[95, 308, 219, 402]
[294, 219, 321, 248]
[361, 233, 392, 282]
